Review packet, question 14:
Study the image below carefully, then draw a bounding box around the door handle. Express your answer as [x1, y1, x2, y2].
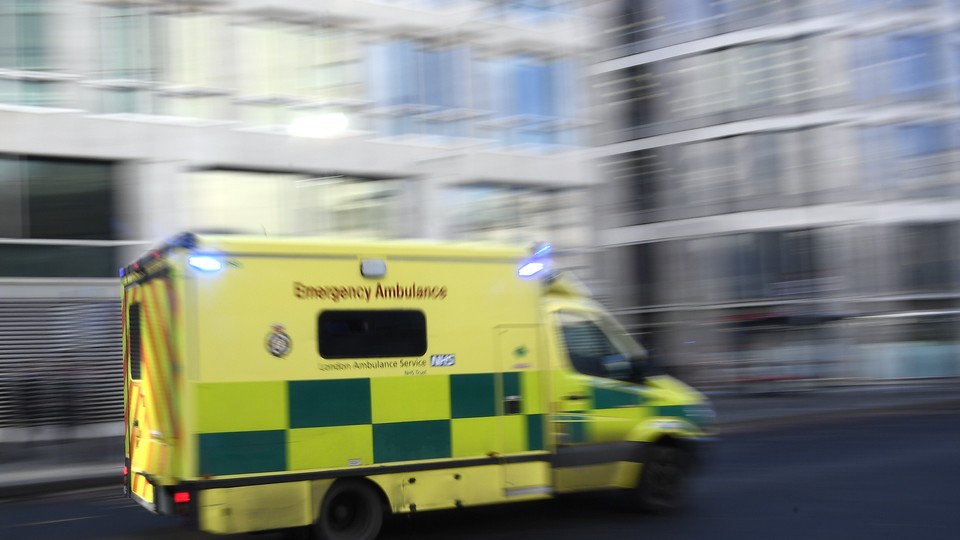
[562, 394, 589, 401]
[504, 395, 522, 415]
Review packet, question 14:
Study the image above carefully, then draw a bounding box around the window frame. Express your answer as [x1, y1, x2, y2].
[554, 309, 646, 381]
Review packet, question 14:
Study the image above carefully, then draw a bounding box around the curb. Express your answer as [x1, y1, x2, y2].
[715, 397, 960, 434]
[0, 467, 119, 500]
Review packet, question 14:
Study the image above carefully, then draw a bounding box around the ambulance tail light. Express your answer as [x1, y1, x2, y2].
[172, 490, 194, 517]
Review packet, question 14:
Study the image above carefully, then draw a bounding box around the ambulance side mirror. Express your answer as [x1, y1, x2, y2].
[629, 354, 651, 383]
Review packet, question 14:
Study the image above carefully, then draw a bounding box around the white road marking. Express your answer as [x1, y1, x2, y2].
[11, 515, 103, 527]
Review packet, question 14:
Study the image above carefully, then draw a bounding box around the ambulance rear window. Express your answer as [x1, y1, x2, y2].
[127, 303, 142, 380]
[319, 310, 426, 359]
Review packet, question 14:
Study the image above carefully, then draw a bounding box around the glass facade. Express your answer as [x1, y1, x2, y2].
[66, 2, 587, 146]
[602, 1, 960, 384]
[0, 1, 590, 277]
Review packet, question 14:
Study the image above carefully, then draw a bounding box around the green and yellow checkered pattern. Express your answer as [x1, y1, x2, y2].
[194, 373, 545, 477]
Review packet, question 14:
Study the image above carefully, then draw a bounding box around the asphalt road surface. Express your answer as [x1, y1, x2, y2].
[2, 407, 958, 540]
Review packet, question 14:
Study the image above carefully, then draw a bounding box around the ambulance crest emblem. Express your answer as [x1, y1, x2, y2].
[266, 324, 292, 358]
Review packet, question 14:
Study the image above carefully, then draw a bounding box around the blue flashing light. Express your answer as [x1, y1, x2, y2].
[518, 261, 546, 278]
[188, 255, 223, 272]
[532, 243, 552, 258]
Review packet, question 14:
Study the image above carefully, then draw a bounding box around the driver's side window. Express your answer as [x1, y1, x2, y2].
[557, 312, 631, 380]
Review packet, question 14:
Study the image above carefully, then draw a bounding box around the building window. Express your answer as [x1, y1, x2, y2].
[739, 42, 792, 108]
[892, 34, 940, 99]
[744, 133, 783, 197]
[898, 123, 948, 158]
[97, 4, 154, 113]
[897, 224, 957, 292]
[368, 39, 468, 138]
[854, 32, 943, 103]
[473, 55, 580, 147]
[155, 10, 226, 119]
[99, 4, 154, 80]
[0, 0, 47, 71]
[729, 0, 786, 23]
[318, 310, 427, 359]
[186, 171, 406, 238]
[445, 184, 588, 244]
[238, 21, 361, 129]
[664, 0, 727, 34]
[0, 155, 116, 240]
[485, 0, 573, 23]
[0, 0, 56, 106]
[97, 6, 225, 117]
[860, 122, 955, 196]
[850, 0, 932, 9]
[0, 155, 118, 278]
[612, 0, 657, 47]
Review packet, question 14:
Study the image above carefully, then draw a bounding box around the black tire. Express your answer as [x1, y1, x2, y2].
[314, 480, 384, 540]
[635, 443, 686, 513]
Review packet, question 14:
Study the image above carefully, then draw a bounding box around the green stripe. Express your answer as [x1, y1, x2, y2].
[657, 405, 689, 421]
[503, 372, 521, 399]
[373, 420, 452, 463]
[289, 379, 371, 428]
[526, 414, 545, 451]
[570, 416, 588, 443]
[450, 374, 496, 418]
[593, 387, 641, 409]
[555, 413, 589, 444]
[199, 430, 286, 476]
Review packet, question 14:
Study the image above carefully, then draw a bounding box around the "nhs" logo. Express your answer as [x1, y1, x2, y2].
[430, 354, 456, 367]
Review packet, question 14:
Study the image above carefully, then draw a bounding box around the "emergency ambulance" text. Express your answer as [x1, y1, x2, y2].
[294, 282, 447, 302]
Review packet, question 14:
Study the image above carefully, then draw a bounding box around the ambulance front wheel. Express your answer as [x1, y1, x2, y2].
[635, 442, 687, 513]
[314, 479, 384, 540]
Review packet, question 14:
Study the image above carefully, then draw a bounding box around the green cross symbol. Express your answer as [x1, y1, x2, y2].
[514, 346, 528, 358]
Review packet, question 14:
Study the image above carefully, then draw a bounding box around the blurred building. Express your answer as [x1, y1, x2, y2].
[595, 0, 960, 387]
[0, 0, 599, 430]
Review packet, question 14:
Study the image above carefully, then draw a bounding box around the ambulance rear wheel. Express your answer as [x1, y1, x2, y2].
[315, 479, 383, 540]
[635, 443, 686, 513]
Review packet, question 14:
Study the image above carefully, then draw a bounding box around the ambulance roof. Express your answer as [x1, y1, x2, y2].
[176, 232, 530, 261]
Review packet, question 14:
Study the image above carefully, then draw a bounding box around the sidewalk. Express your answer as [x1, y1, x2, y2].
[2, 379, 959, 499]
[706, 377, 960, 432]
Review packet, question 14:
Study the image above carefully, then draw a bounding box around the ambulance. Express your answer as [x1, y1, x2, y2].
[121, 232, 714, 540]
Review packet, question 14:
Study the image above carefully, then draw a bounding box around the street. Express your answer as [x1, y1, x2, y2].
[2, 407, 958, 540]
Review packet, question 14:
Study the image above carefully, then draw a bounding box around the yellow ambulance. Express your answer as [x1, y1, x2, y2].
[121, 232, 713, 539]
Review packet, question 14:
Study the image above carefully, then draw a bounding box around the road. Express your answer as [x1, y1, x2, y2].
[2, 407, 958, 540]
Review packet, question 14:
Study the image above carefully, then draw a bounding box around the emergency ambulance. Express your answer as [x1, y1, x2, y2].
[121, 232, 714, 540]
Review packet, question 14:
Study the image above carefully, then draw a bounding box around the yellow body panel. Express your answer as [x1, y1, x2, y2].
[200, 481, 316, 534]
